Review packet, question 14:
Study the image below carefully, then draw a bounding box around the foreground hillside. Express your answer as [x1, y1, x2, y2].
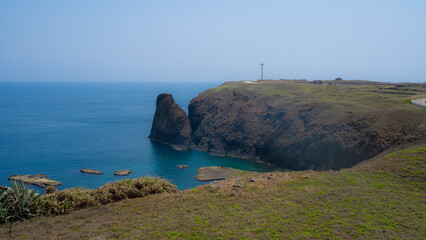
[151, 80, 426, 170]
[1, 145, 425, 239]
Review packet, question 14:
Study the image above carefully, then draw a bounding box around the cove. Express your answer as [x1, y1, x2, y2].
[0, 81, 274, 191]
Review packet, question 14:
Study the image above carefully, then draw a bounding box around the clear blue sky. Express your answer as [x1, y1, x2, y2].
[1, 0, 425, 82]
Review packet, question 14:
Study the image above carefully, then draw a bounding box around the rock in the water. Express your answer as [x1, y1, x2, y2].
[177, 165, 189, 168]
[114, 170, 132, 176]
[8, 174, 62, 188]
[195, 166, 243, 181]
[80, 169, 103, 175]
[149, 93, 192, 149]
[0, 185, 8, 190]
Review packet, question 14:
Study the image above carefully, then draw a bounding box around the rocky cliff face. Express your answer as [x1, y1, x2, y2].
[149, 94, 192, 149]
[189, 96, 424, 170]
[151, 81, 426, 170]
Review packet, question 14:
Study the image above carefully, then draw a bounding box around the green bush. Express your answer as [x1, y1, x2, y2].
[0, 177, 178, 220]
[41, 176, 178, 216]
[0, 180, 42, 224]
[41, 187, 96, 215]
[405, 99, 412, 104]
[94, 176, 178, 204]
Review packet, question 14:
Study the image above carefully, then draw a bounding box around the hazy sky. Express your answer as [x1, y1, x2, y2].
[1, 1, 425, 82]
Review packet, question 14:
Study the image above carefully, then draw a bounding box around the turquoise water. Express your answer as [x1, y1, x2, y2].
[0, 82, 274, 191]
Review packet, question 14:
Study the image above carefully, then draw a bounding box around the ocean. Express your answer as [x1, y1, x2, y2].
[0, 81, 273, 191]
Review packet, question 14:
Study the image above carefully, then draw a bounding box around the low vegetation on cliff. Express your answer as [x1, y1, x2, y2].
[211, 81, 425, 112]
[1, 146, 424, 239]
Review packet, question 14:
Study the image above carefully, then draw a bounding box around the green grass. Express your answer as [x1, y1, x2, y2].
[208, 81, 426, 115]
[2, 146, 424, 239]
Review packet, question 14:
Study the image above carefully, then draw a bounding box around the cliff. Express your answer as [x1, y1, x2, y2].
[151, 81, 426, 170]
[149, 93, 192, 149]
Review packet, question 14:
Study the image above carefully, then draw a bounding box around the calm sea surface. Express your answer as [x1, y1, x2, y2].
[0, 82, 273, 191]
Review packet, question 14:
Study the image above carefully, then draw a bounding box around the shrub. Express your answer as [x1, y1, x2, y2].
[45, 186, 57, 194]
[41, 187, 96, 215]
[40, 176, 178, 216]
[405, 99, 412, 104]
[0, 180, 42, 237]
[94, 176, 178, 204]
[0, 180, 41, 224]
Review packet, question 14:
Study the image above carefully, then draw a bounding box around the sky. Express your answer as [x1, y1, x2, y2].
[0, 0, 425, 82]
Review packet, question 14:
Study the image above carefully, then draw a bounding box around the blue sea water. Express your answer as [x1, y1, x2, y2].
[0, 82, 273, 191]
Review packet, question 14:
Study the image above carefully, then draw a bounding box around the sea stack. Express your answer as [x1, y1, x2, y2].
[149, 93, 192, 149]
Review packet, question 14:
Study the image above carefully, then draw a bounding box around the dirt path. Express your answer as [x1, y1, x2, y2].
[412, 97, 426, 108]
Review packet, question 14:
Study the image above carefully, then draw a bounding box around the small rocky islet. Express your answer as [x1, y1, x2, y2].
[80, 169, 103, 175]
[114, 169, 132, 176]
[5, 169, 136, 188]
[8, 174, 62, 188]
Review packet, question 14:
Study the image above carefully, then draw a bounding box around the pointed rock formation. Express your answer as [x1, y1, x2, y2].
[149, 93, 192, 149]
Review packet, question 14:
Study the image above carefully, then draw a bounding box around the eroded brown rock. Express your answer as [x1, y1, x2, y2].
[80, 169, 103, 175]
[8, 174, 62, 188]
[149, 93, 192, 149]
[114, 170, 132, 176]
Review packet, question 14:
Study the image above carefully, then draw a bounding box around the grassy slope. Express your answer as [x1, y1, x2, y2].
[2, 146, 425, 239]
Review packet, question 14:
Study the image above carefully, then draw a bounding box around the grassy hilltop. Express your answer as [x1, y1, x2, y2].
[1, 145, 425, 239]
[209, 80, 426, 113]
